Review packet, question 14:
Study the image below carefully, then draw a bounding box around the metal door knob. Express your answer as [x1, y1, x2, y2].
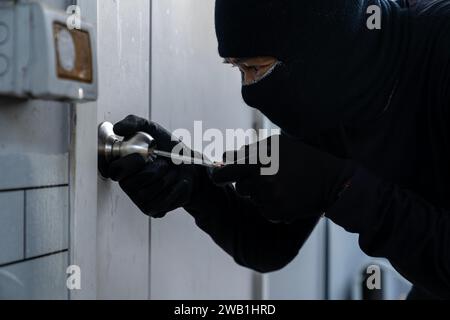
[98, 122, 156, 178]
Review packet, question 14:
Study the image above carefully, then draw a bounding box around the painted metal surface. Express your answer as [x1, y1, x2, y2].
[69, 0, 98, 300]
[267, 220, 326, 299]
[257, 119, 327, 300]
[328, 222, 411, 300]
[95, 0, 151, 299]
[0, 1, 98, 101]
[150, 0, 256, 300]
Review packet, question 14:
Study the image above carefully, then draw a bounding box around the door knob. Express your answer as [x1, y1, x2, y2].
[98, 121, 224, 178]
[98, 122, 156, 178]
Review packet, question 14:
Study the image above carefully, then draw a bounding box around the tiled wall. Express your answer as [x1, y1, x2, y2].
[0, 100, 70, 300]
[25, 187, 69, 258]
[0, 192, 24, 266]
[0, 0, 75, 300]
[0, 187, 70, 300]
[0, 251, 69, 300]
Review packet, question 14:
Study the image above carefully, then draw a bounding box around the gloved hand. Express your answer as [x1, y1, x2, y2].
[107, 115, 208, 218]
[211, 134, 356, 223]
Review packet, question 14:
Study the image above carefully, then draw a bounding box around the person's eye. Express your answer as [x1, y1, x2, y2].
[242, 65, 259, 73]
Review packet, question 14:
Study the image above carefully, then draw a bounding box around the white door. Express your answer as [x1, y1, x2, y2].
[70, 0, 151, 299]
[70, 0, 258, 300]
[149, 0, 258, 300]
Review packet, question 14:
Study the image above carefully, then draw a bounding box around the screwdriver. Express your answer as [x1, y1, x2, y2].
[152, 149, 225, 168]
[99, 122, 226, 179]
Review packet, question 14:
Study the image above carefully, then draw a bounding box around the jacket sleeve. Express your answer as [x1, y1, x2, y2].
[327, 166, 450, 299]
[185, 174, 319, 273]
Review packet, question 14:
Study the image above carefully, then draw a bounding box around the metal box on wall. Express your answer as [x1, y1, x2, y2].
[0, 0, 97, 102]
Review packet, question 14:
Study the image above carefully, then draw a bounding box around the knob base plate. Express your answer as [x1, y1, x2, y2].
[98, 122, 120, 178]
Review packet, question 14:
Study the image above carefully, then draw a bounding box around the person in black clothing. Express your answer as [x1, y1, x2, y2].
[107, 0, 450, 299]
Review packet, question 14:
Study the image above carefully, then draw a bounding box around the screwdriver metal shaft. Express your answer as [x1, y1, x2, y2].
[152, 150, 224, 168]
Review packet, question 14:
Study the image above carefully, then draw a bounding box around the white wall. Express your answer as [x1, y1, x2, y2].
[150, 0, 258, 299]
[95, 0, 151, 299]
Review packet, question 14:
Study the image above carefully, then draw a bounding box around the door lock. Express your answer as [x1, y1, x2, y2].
[98, 121, 224, 179]
[98, 122, 156, 178]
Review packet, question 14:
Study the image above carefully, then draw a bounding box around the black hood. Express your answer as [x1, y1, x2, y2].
[215, 0, 410, 137]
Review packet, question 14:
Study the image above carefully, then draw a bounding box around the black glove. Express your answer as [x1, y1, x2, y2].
[107, 115, 207, 218]
[211, 134, 356, 223]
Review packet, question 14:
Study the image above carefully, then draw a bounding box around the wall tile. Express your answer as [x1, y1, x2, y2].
[0, 252, 68, 300]
[0, 100, 70, 190]
[26, 187, 69, 258]
[0, 191, 24, 265]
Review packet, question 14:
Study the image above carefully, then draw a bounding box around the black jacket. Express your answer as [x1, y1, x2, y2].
[187, 0, 450, 299]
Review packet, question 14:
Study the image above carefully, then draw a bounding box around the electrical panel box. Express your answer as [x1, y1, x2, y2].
[0, 1, 97, 102]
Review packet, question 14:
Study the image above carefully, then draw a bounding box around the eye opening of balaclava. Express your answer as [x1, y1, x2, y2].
[241, 60, 284, 87]
[215, 0, 408, 137]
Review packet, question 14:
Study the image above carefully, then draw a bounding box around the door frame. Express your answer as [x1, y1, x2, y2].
[69, 0, 98, 300]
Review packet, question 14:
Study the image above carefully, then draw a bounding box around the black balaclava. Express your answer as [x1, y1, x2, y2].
[215, 0, 409, 137]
